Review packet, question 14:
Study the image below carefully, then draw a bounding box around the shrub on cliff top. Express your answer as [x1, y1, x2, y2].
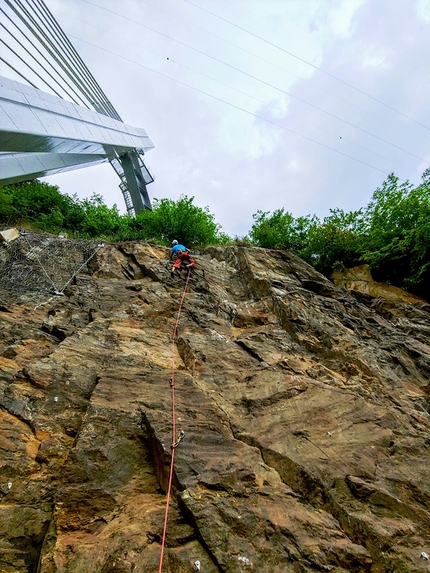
[0, 182, 230, 246]
[129, 195, 229, 247]
[249, 170, 430, 298]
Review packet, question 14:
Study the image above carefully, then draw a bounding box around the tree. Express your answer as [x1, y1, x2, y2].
[249, 207, 362, 275]
[249, 208, 317, 253]
[360, 173, 430, 293]
[76, 194, 125, 238]
[0, 183, 229, 246]
[249, 209, 295, 249]
[130, 195, 229, 246]
[301, 208, 364, 275]
[0, 180, 69, 226]
[248, 171, 430, 298]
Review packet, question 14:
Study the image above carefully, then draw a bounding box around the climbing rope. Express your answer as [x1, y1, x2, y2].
[158, 267, 192, 573]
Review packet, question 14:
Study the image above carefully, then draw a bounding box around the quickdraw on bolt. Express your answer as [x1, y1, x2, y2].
[172, 430, 185, 449]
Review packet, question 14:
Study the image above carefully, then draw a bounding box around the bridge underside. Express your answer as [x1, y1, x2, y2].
[0, 76, 155, 213]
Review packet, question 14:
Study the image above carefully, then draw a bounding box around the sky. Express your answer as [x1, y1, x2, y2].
[3, 0, 430, 237]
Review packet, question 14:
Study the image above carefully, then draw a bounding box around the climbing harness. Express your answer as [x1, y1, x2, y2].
[171, 262, 207, 286]
[158, 267, 191, 573]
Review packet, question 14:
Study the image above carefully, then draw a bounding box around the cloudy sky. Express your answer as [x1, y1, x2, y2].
[5, 0, 430, 237]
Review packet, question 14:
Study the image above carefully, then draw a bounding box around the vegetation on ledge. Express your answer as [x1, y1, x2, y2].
[1, 169, 430, 299]
[0, 181, 229, 247]
[249, 170, 430, 299]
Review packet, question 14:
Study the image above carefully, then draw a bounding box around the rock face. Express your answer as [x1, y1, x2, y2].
[0, 239, 429, 573]
[331, 264, 424, 305]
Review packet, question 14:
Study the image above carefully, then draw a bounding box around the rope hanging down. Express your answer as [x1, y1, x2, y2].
[158, 268, 192, 573]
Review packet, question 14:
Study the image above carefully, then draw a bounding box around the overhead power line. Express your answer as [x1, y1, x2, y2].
[59, 11, 422, 177]
[76, 0, 430, 165]
[2, 0, 425, 179]
[139, 0, 428, 148]
[183, 0, 430, 133]
[68, 32, 406, 178]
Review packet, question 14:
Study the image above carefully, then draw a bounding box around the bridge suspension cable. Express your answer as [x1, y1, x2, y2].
[0, 0, 155, 216]
[1, 0, 121, 119]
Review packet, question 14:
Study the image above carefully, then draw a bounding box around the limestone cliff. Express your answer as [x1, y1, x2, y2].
[0, 238, 429, 573]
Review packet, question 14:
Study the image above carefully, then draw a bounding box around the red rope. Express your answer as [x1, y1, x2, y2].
[158, 268, 192, 572]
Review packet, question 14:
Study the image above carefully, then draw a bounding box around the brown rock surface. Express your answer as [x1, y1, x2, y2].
[331, 264, 424, 305]
[0, 239, 429, 573]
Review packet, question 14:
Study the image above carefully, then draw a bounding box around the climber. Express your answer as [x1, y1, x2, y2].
[170, 240, 196, 277]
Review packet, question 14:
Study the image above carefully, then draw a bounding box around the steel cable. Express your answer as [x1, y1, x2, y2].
[0, 19, 77, 102]
[33, 0, 121, 120]
[12, 0, 105, 111]
[0, 54, 39, 88]
[2, 0, 91, 107]
[3, 0, 114, 117]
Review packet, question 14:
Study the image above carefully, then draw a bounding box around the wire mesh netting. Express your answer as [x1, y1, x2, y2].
[0, 229, 102, 294]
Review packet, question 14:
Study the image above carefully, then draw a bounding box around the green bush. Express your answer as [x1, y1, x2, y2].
[249, 209, 318, 253]
[2, 180, 69, 221]
[301, 208, 364, 276]
[360, 173, 430, 296]
[0, 188, 19, 225]
[3, 172, 430, 298]
[249, 171, 430, 298]
[129, 195, 229, 247]
[0, 182, 230, 247]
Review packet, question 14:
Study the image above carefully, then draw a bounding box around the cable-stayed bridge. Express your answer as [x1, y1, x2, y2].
[0, 0, 154, 214]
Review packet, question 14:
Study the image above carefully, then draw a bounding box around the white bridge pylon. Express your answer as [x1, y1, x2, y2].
[0, 76, 155, 213]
